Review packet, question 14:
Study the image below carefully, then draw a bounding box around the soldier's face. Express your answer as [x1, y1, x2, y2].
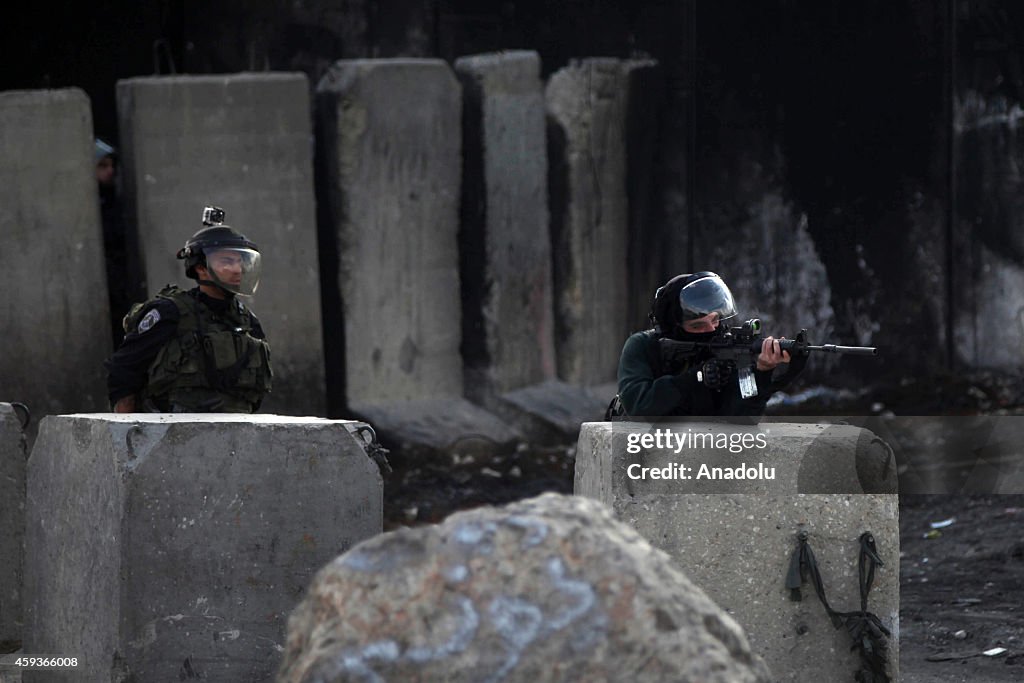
[207, 250, 244, 285]
[682, 312, 720, 334]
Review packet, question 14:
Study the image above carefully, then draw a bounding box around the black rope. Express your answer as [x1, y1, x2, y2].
[786, 530, 891, 683]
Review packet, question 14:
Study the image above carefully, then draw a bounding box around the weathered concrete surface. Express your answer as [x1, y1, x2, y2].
[278, 493, 771, 683]
[116, 73, 325, 417]
[575, 421, 899, 681]
[316, 59, 520, 449]
[23, 414, 382, 682]
[618, 494, 899, 683]
[454, 51, 601, 443]
[316, 59, 462, 405]
[952, 92, 1024, 370]
[0, 89, 111, 420]
[0, 405, 28, 650]
[697, 207, 838, 368]
[455, 51, 557, 394]
[492, 380, 608, 446]
[352, 398, 520, 455]
[546, 59, 650, 386]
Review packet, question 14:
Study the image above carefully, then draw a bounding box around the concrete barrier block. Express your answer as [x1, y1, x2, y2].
[316, 59, 463, 405]
[316, 60, 519, 449]
[574, 421, 899, 682]
[546, 59, 635, 386]
[116, 73, 325, 417]
[23, 414, 382, 682]
[0, 405, 28, 650]
[351, 398, 520, 455]
[618, 494, 899, 683]
[0, 89, 111, 419]
[453, 52, 604, 444]
[455, 51, 557, 396]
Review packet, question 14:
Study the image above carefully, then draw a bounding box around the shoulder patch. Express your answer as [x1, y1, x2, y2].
[137, 308, 162, 333]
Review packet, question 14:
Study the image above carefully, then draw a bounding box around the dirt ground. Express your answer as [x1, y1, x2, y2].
[899, 495, 1024, 682]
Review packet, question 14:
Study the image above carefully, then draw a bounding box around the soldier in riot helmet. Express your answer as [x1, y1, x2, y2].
[106, 206, 272, 413]
[610, 272, 805, 417]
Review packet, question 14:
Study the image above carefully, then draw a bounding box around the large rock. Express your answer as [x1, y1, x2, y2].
[278, 493, 771, 682]
[455, 51, 604, 442]
[0, 404, 28, 651]
[575, 421, 899, 681]
[23, 414, 383, 682]
[116, 73, 326, 417]
[316, 59, 520, 452]
[0, 89, 111, 422]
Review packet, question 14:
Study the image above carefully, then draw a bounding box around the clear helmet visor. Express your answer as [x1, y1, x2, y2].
[678, 275, 738, 322]
[203, 247, 261, 296]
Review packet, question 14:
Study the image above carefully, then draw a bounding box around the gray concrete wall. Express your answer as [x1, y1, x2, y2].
[23, 414, 382, 682]
[116, 73, 325, 417]
[0, 405, 27, 650]
[546, 59, 635, 386]
[315, 59, 464, 407]
[454, 50, 557, 396]
[0, 89, 111, 418]
[952, 90, 1024, 370]
[574, 421, 899, 682]
[694, 208, 838, 363]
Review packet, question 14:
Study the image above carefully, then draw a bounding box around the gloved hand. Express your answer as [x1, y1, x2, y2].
[698, 359, 735, 390]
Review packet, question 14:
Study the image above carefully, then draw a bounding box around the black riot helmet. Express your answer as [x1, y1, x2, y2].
[176, 206, 262, 296]
[650, 271, 738, 338]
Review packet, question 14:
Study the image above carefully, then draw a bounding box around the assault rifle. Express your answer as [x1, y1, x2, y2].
[658, 319, 879, 398]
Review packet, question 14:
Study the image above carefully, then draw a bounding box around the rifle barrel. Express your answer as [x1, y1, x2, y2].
[807, 344, 878, 356]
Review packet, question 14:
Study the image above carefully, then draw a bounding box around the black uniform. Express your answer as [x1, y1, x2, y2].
[617, 330, 800, 417]
[106, 287, 267, 409]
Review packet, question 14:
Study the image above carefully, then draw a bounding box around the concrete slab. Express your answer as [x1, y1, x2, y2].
[315, 59, 463, 405]
[0, 89, 111, 420]
[316, 59, 519, 450]
[546, 59, 637, 386]
[0, 405, 28, 651]
[453, 51, 601, 445]
[574, 420, 899, 682]
[492, 380, 608, 445]
[454, 51, 557, 396]
[116, 73, 325, 417]
[350, 398, 519, 456]
[23, 414, 382, 682]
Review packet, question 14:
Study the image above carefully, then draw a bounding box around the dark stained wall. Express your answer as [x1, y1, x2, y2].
[6, 0, 1024, 380]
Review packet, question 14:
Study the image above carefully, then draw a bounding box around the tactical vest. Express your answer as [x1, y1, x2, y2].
[125, 285, 272, 412]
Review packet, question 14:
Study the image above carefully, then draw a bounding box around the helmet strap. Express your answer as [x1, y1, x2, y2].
[195, 277, 235, 299]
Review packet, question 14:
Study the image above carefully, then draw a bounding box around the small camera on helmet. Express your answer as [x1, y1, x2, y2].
[202, 206, 226, 226]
